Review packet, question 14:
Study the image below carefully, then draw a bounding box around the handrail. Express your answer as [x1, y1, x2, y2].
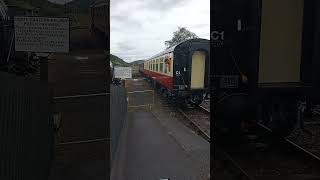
[6, 32, 14, 63]
[52, 92, 110, 100]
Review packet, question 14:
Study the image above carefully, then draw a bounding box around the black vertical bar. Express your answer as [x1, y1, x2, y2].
[300, 0, 315, 84]
[312, 1, 320, 103]
[40, 57, 48, 82]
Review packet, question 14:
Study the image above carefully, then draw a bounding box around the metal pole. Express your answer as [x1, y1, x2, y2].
[153, 90, 155, 106]
[6, 33, 14, 63]
[40, 56, 48, 81]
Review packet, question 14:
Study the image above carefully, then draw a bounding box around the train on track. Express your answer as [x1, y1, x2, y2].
[213, 0, 320, 136]
[142, 39, 210, 105]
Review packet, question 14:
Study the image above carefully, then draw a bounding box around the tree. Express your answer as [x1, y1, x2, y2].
[165, 27, 199, 49]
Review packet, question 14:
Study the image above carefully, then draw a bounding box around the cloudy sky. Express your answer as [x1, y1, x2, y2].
[111, 0, 210, 62]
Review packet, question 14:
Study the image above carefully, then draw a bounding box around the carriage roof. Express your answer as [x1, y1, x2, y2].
[146, 38, 208, 61]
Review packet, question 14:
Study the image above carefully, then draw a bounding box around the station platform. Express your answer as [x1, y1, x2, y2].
[120, 111, 202, 180]
[113, 78, 210, 180]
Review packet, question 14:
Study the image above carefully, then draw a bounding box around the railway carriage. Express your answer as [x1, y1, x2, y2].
[213, 0, 320, 136]
[143, 39, 210, 105]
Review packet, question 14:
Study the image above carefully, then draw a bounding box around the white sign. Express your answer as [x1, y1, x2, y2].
[114, 66, 132, 79]
[14, 16, 69, 53]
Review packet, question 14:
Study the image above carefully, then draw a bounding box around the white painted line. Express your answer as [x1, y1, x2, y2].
[58, 138, 111, 145]
[74, 56, 89, 60]
[127, 90, 154, 94]
[53, 92, 110, 100]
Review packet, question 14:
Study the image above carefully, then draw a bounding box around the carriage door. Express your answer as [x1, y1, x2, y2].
[191, 51, 206, 89]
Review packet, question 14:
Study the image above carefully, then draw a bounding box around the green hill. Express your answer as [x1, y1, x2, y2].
[110, 54, 130, 67]
[130, 60, 145, 65]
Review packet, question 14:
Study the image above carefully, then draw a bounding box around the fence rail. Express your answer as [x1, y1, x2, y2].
[127, 89, 154, 110]
[51, 92, 109, 144]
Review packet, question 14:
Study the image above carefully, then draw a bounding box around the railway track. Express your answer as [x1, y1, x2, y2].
[214, 123, 320, 180]
[150, 81, 320, 179]
[177, 107, 210, 142]
[199, 99, 210, 113]
[147, 80, 211, 143]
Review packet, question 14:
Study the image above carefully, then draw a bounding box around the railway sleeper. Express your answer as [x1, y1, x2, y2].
[259, 103, 299, 137]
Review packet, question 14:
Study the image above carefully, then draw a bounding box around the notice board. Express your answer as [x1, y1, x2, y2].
[14, 16, 70, 53]
[114, 66, 132, 79]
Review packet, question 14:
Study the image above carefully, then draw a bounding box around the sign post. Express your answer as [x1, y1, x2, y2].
[14, 16, 70, 81]
[113, 66, 132, 87]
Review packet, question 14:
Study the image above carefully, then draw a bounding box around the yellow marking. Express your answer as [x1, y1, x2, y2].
[191, 51, 206, 89]
[259, 0, 304, 83]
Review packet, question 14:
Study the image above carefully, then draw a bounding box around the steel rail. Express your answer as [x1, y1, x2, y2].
[214, 146, 255, 180]
[177, 108, 210, 142]
[198, 104, 210, 113]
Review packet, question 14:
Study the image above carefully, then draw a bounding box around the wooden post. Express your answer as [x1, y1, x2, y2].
[123, 79, 126, 88]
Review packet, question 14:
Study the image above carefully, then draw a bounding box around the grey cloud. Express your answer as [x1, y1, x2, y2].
[111, 0, 210, 62]
[117, 42, 136, 52]
[141, 0, 187, 11]
[111, 15, 128, 22]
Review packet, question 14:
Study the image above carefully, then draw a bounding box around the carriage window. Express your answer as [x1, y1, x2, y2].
[160, 58, 164, 73]
[168, 58, 171, 73]
[164, 64, 168, 74]
[164, 57, 168, 74]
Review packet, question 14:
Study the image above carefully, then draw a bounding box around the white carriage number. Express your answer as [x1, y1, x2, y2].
[211, 31, 225, 41]
[176, 71, 181, 75]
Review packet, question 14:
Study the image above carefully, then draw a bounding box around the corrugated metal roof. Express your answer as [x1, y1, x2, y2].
[146, 38, 208, 60]
[90, 0, 108, 7]
[148, 44, 176, 60]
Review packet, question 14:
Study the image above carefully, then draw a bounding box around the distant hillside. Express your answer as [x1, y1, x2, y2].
[5, 0, 62, 7]
[130, 60, 145, 65]
[5, 0, 65, 16]
[110, 54, 130, 67]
